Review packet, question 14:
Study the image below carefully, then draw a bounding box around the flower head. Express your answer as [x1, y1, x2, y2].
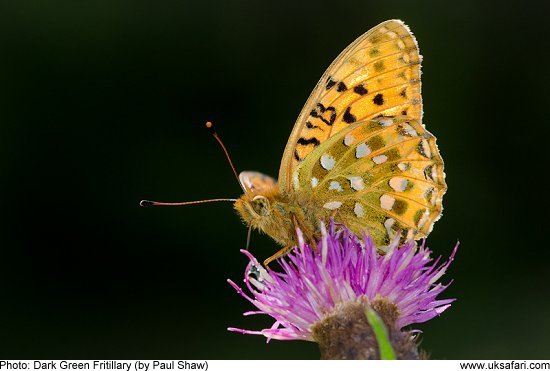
[228, 221, 457, 342]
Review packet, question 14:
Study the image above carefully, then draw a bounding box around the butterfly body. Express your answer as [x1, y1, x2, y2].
[234, 182, 325, 248]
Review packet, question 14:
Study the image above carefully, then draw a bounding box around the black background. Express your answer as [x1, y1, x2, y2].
[1, 0, 549, 359]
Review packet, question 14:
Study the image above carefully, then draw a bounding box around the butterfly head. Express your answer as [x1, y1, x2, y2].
[234, 171, 287, 238]
[235, 193, 272, 222]
[234, 171, 275, 219]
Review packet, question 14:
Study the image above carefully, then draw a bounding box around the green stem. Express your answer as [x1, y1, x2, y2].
[365, 308, 396, 360]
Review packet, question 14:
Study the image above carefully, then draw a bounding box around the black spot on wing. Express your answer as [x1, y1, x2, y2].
[297, 137, 321, 146]
[354, 84, 368, 95]
[294, 150, 301, 161]
[310, 103, 337, 126]
[336, 82, 348, 92]
[326, 78, 336, 90]
[373, 93, 384, 106]
[343, 107, 356, 124]
[325, 107, 336, 126]
[310, 103, 326, 117]
[306, 121, 321, 130]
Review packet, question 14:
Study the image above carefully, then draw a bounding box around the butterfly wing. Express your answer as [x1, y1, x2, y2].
[279, 20, 422, 192]
[294, 116, 446, 246]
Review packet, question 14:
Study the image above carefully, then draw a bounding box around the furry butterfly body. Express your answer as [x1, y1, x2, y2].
[233, 20, 446, 264]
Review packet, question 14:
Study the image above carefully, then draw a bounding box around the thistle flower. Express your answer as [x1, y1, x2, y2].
[227, 221, 458, 359]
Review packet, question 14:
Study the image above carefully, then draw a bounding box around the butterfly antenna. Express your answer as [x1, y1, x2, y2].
[140, 198, 237, 207]
[205, 121, 241, 186]
[245, 224, 252, 251]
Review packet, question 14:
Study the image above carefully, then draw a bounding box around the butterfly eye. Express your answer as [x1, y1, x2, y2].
[251, 195, 271, 216]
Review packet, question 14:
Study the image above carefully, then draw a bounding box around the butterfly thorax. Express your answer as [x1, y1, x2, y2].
[234, 187, 324, 247]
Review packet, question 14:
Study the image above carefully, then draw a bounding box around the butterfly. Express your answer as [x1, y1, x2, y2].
[144, 20, 447, 266]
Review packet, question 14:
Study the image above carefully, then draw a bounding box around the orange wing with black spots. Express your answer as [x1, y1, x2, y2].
[278, 20, 423, 192]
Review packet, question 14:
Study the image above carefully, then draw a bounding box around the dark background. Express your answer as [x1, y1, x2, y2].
[1, 0, 548, 360]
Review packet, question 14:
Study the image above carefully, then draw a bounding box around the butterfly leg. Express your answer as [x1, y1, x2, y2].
[263, 215, 301, 267]
[292, 213, 318, 251]
[263, 214, 318, 267]
[263, 245, 293, 267]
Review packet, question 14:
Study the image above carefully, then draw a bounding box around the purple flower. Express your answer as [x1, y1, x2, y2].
[227, 221, 458, 342]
